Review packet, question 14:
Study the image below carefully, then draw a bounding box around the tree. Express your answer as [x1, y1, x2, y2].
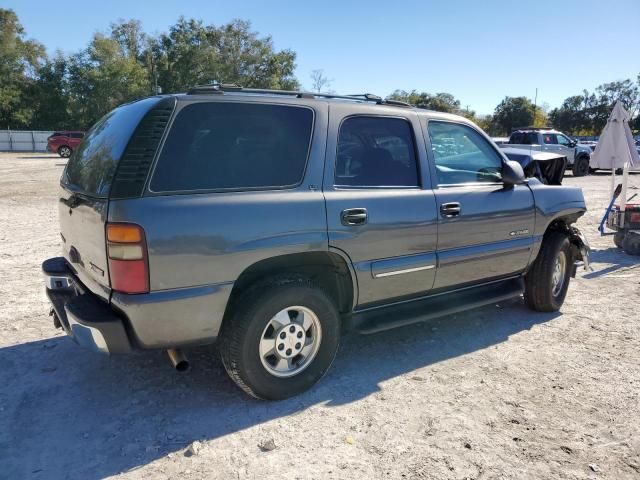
[0, 9, 45, 128]
[548, 78, 640, 135]
[492, 96, 536, 135]
[29, 53, 72, 130]
[67, 32, 151, 128]
[388, 90, 464, 113]
[309, 69, 331, 93]
[152, 17, 298, 93]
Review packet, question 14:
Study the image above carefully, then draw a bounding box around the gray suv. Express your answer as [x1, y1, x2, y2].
[43, 86, 590, 400]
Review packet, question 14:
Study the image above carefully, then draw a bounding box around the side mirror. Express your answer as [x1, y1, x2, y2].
[569, 140, 577, 148]
[502, 160, 526, 186]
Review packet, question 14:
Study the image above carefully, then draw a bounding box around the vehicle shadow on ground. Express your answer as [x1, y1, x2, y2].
[0, 299, 558, 479]
[589, 170, 640, 176]
[584, 247, 639, 279]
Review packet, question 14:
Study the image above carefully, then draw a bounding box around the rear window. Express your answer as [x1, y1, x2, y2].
[509, 132, 538, 145]
[150, 102, 314, 192]
[62, 98, 159, 197]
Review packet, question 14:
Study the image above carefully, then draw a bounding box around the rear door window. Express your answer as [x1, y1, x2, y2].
[334, 116, 419, 187]
[150, 102, 314, 192]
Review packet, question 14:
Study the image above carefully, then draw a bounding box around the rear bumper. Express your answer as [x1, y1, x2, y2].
[43, 257, 132, 354]
[43, 257, 232, 352]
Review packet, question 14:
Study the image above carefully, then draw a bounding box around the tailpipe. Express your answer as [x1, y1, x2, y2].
[167, 348, 190, 372]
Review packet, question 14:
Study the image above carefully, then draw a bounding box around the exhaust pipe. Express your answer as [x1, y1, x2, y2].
[167, 348, 190, 372]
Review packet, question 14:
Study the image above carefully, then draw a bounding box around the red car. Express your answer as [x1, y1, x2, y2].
[47, 131, 85, 158]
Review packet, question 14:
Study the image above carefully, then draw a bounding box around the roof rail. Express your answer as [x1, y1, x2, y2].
[185, 84, 412, 107]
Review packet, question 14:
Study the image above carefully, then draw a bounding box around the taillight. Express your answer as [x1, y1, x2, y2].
[630, 212, 640, 224]
[106, 223, 149, 294]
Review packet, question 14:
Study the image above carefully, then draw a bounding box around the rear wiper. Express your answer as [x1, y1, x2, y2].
[61, 192, 83, 208]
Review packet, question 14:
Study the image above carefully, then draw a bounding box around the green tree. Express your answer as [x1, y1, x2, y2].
[549, 94, 592, 134]
[29, 53, 72, 130]
[491, 96, 536, 135]
[388, 90, 464, 113]
[0, 8, 45, 128]
[67, 32, 150, 128]
[153, 17, 298, 93]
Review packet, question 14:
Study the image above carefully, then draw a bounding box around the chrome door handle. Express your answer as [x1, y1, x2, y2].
[440, 202, 461, 217]
[341, 208, 368, 226]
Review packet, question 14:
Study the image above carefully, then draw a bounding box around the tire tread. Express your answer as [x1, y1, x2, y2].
[218, 276, 338, 400]
[524, 232, 571, 312]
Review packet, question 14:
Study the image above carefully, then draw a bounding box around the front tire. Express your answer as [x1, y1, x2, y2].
[58, 146, 72, 158]
[572, 156, 590, 177]
[524, 232, 573, 312]
[219, 277, 340, 400]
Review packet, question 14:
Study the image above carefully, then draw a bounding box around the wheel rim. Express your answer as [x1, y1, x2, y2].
[551, 251, 567, 296]
[259, 306, 322, 378]
[61, 147, 70, 157]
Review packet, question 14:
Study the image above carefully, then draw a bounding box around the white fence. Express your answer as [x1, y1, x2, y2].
[0, 130, 54, 152]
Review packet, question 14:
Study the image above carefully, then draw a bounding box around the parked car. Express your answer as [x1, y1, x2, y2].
[47, 131, 85, 158]
[501, 127, 592, 177]
[43, 87, 590, 400]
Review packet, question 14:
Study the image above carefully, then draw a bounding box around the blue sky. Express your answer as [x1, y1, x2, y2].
[6, 0, 640, 114]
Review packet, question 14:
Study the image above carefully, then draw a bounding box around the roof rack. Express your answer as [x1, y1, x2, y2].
[186, 84, 412, 107]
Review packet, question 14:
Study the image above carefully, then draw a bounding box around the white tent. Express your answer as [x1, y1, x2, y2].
[590, 101, 639, 213]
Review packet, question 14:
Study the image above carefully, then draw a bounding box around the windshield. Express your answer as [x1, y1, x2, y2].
[62, 97, 159, 197]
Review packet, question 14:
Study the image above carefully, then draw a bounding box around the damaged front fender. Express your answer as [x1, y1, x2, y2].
[568, 226, 591, 273]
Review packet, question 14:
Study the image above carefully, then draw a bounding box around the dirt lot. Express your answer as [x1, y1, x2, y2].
[0, 152, 638, 480]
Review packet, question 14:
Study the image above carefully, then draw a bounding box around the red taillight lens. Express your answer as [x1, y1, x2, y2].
[106, 223, 149, 294]
[630, 212, 640, 224]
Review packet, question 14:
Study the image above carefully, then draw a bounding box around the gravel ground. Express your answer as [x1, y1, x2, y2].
[0, 152, 638, 480]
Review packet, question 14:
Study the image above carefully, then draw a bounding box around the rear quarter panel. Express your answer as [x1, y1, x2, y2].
[108, 190, 328, 291]
[108, 98, 330, 292]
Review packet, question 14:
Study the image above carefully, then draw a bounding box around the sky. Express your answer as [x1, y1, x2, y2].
[5, 0, 640, 115]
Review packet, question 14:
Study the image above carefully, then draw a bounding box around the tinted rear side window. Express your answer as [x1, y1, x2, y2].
[335, 116, 419, 187]
[150, 102, 314, 192]
[63, 97, 159, 197]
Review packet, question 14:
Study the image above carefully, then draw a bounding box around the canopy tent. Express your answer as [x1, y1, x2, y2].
[590, 101, 639, 169]
[590, 101, 639, 214]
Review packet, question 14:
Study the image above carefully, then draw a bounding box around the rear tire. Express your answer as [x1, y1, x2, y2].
[613, 231, 625, 249]
[524, 232, 573, 312]
[219, 277, 340, 400]
[571, 156, 589, 177]
[622, 232, 640, 256]
[58, 146, 72, 158]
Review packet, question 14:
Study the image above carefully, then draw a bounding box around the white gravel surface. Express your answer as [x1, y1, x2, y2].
[0, 152, 638, 480]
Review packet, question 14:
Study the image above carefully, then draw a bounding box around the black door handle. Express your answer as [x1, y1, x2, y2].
[341, 208, 368, 226]
[440, 202, 461, 217]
